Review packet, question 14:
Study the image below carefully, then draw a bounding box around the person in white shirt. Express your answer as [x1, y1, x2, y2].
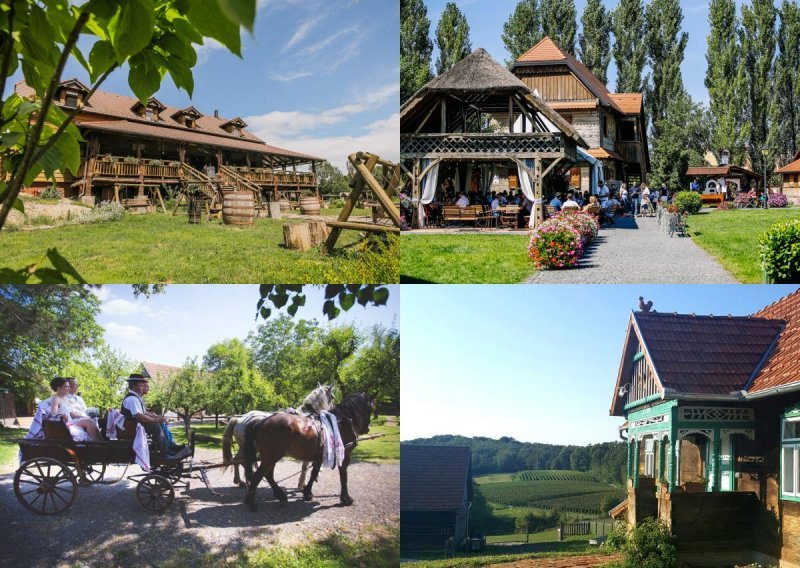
[121, 374, 179, 457]
[47, 377, 100, 441]
[562, 192, 580, 210]
[66, 377, 88, 418]
[490, 192, 500, 216]
[455, 192, 469, 208]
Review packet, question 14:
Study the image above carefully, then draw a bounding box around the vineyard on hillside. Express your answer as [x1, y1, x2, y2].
[476, 471, 626, 515]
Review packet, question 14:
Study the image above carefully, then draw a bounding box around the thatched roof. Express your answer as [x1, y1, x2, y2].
[424, 48, 528, 94]
[401, 48, 586, 147]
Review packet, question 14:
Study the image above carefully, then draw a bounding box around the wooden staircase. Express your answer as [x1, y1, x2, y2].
[218, 165, 263, 208]
[172, 163, 222, 218]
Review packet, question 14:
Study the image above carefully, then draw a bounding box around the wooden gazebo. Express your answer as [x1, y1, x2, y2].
[400, 48, 587, 228]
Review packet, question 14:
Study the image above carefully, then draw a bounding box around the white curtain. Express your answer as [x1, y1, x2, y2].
[517, 158, 538, 228]
[481, 164, 495, 194]
[418, 158, 439, 227]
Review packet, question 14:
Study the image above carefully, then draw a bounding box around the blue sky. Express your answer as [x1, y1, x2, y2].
[422, 0, 758, 106]
[94, 285, 399, 367]
[401, 284, 800, 446]
[10, 0, 399, 172]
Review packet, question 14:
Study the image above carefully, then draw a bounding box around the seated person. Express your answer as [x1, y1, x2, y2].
[66, 377, 88, 418]
[562, 192, 580, 210]
[121, 374, 186, 457]
[582, 195, 600, 211]
[489, 192, 500, 215]
[47, 376, 100, 441]
[549, 193, 563, 212]
[455, 192, 469, 208]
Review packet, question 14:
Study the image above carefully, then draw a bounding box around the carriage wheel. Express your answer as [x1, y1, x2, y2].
[14, 458, 78, 515]
[136, 474, 174, 513]
[80, 463, 106, 484]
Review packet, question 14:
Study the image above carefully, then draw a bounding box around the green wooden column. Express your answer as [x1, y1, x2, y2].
[711, 431, 721, 492]
[626, 438, 633, 481]
[632, 438, 640, 488]
[657, 438, 665, 481]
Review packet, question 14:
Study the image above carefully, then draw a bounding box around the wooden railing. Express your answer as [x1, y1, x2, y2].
[235, 167, 316, 186]
[617, 141, 643, 164]
[93, 157, 181, 179]
[401, 132, 567, 159]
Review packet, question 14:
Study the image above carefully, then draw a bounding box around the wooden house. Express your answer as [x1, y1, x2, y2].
[610, 289, 800, 566]
[776, 151, 800, 204]
[14, 79, 321, 210]
[401, 48, 587, 227]
[400, 445, 473, 551]
[511, 38, 650, 190]
[685, 165, 760, 204]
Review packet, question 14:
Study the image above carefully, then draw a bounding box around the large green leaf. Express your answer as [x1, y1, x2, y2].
[163, 55, 194, 95]
[128, 51, 162, 102]
[172, 17, 203, 44]
[109, 0, 155, 61]
[215, 0, 256, 32]
[187, 0, 242, 56]
[159, 31, 196, 64]
[88, 40, 117, 82]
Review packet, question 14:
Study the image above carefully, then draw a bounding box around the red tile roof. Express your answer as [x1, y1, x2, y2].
[516, 37, 632, 115]
[747, 289, 800, 393]
[14, 80, 320, 162]
[776, 157, 800, 174]
[141, 362, 182, 381]
[634, 312, 784, 395]
[686, 165, 759, 178]
[401, 445, 472, 511]
[587, 147, 624, 161]
[608, 93, 643, 115]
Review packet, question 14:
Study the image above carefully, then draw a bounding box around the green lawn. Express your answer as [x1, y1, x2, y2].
[686, 207, 800, 283]
[170, 415, 400, 462]
[0, 211, 397, 283]
[0, 427, 23, 473]
[402, 545, 617, 568]
[400, 233, 533, 283]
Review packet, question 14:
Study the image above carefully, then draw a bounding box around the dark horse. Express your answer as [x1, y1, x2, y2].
[242, 392, 375, 511]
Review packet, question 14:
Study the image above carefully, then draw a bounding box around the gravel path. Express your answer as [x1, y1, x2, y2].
[527, 215, 737, 283]
[0, 448, 398, 567]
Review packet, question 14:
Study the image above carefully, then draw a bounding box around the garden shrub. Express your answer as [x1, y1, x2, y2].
[528, 222, 583, 269]
[768, 193, 789, 208]
[672, 191, 702, 215]
[63, 201, 125, 226]
[39, 185, 61, 200]
[622, 518, 676, 568]
[760, 219, 800, 283]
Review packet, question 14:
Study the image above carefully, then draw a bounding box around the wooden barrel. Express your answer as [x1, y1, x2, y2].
[222, 191, 255, 225]
[278, 198, 291, 213]
[188, 195, 201, 224]
[299, 196, 321, 216]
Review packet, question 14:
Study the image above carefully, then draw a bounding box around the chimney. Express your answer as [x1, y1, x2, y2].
[214, 109, 219, 118]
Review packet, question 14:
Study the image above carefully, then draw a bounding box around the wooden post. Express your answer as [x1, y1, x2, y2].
[534, 157, 544, 226]
[136, 144, 145, 199]
[216, 149, 223, 170]
[84, 134, 99, 201]
[440, 95, 447, 132]
[323, 153, 379, 254]
[283, 223, 312, 251]
[178, 144, 186, 163]
[306, 219, 329, 245]
[508, 95, 514, 132]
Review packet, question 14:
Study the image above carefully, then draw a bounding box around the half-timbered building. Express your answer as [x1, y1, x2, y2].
[776, 151, 800, 204]
[610, 289, 800, 566]
[511, 38, 650, 190]
[15, 79, 320, 210]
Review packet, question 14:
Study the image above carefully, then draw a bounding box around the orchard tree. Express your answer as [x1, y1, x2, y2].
[315, 160, 350, 199]
[64, 345, 137, 410]
[166, 359, 210, 436]
[342, 325, 400, 407]
[0, 0, 258, 280]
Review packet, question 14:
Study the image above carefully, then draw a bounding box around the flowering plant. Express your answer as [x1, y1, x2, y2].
[768, 193, 789, 208]
[551, 210, 598, 241]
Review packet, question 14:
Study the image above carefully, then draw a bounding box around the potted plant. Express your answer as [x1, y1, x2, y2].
[149, 159, 163, 166]
[123, 155, 138, 164]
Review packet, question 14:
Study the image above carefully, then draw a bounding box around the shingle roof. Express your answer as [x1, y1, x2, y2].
[634, 312, 784, 395]
[747, 289, 800, 393]
[587, 147, 624, 161]
[515, 37, 627, 114]
[14, 80, 320, 162]
[401, 445, 471, 511]
[686, 165, 759, 178]
[609, 93, 643, 115]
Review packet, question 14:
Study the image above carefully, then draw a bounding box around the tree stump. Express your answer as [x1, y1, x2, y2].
[306, 220, 330, 245]
[268, 202, 282, 219]
[283, 223, 312, 251]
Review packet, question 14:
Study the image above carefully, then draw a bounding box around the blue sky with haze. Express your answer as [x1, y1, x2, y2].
[95, 285, 399, 367]
[401, 285, 800, 446]
[423, 0, 758, 106]
[10, 0, 399, 171]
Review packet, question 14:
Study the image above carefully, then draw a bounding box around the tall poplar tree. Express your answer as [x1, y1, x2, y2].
[435, 2, 472, 75]
[502, 0, 543, 64]
[740, 0, 777, 176]
[705, 0, 748, 165]
[401, 0, 434, 103]
[578, 0, 612, 84]
[541, 0, 577, 55]
[644, 0, 688, 135]
[612, 0, 647, 93]
[768, 1, 800, 163]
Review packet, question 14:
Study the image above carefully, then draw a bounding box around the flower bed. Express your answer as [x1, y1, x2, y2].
[528, 210, 599, 269]
[768, 193, 789, 208]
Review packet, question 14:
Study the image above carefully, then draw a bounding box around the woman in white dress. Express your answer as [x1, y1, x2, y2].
[47, 377, 100, 441]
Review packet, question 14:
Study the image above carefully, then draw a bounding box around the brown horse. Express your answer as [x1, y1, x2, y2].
[242, 392, 375, 511]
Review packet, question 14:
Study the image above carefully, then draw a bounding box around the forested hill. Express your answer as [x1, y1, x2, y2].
[404, 435, 627, 484]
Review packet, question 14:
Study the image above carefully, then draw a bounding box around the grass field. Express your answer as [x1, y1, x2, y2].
[402, 544, 617, 567]
[0, 211, 397, 283]
[400, 233, 533, 283]
[686, 207, 800, 283]
[474, 472, 515, 485]
[0, 428, 21, 473]
[514, 470, 597, 482]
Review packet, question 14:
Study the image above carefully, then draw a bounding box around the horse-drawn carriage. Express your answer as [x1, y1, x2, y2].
[14, 417, 198, 515]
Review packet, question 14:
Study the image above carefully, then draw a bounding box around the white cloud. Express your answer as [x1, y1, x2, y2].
[283, 14, 324, 52]
[269, 70, 313, 82]
[103, 298, 149, 316]
[260, 112, 399, 171]
[244, 82, 398, 136]
[195, 38, 226, 65]
[298, 25, 359, 57]
[91, 286, 112, 303]
[104, 322, 148, 342]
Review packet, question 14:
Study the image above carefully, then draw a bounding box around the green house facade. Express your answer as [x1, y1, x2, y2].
[610, 290, 800, 566]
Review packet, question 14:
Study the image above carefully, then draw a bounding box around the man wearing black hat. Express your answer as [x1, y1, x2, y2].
[121, 374, 176, 457]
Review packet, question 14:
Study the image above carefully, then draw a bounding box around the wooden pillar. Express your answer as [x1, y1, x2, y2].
[84, 134, 100, 199]
[412, 158, 422, 228]
[440, 95, 447, 132]
[216, 149, 223, 169]
[245, 152, 251, 168]
[311, 161, 319, 199]
[136, 143, 144, 198]
[508, 95, 514, 132]
[178, 144, 186, 163]
[534, 157, 543, 226]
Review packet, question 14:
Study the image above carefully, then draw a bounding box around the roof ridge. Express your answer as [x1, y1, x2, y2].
[753, 288, 800, 317]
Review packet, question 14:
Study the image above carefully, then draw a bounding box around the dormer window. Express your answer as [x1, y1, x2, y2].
[56, 79, 90, 110]
[221, 117, 248, 137]
[145, 108, 155, 121]
[131, 97, 165, 122]
[172, 106, 203, 129]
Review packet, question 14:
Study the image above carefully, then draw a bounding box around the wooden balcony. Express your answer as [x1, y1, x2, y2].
[91, 157, 182, 183]
[234, 167, 316, 187]
[401, 132, 574, 160]
[617, 141, 644, 164]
